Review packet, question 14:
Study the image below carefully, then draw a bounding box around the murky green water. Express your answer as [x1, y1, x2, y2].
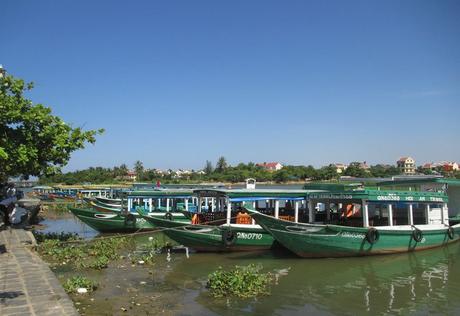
[43, 209, 460, 316]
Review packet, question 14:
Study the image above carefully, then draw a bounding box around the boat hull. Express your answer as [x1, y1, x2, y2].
[247, 210, 460, 258]
[69, 207, 156, 233]
[141, 215, 274, 252]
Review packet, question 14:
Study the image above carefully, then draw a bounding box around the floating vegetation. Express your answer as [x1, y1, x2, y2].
[206, 264, 273, 298]
[82, 255, 109, 270]
[129, 236, 164, 265]
[33, 231, 81, 243]
[63, 276, 98, 294]
[37, 234, 130, 269]
[41, 202, 73, 214]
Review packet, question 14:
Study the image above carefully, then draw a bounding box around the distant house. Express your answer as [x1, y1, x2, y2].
[441, 162, 459, 172]
[333, 163, 348, 174]
[397, 157, 416, 175]
[358, 161, 370, 171]
[256, 162, 283, 171]
[173, 169, 192, 178]
[422, 163, 436, 171]
[119, 170, 137, 181]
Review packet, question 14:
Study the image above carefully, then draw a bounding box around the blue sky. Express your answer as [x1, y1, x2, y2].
[1, 0, 459, 171]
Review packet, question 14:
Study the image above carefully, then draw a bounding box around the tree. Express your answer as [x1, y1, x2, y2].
[343, 162, 368, 178]
[134, 160, 144, 180]
[0, 73, 104, 181]
[204, 160, 214, 175]
[273, 169, 290, 183]
[215, 156, 228, 173]
[316, 164, 339, 180]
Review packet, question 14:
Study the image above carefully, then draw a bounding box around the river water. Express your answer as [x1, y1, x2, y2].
[43, 213, 460, 316]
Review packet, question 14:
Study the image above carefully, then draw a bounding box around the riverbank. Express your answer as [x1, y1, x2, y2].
[31, 206, 460, 315]
[0, 228, 78, 315]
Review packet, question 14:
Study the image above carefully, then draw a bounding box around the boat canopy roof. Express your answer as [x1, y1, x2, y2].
[377, 177, 460, 187]
[32, 186, 53, 190]
[193, 188, 322, 202]
[127, 189, 194, 198]
[303, 182, 364, 191]
[308, 189, 448, 203]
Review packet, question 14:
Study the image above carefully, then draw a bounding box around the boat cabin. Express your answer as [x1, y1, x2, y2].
[79, 189, 111, 198]
[377, 177, 460, 218]
[126, 189, 196, 214]
[192, 188, 315, 225]
[32, 186, 54, 195]
[307, 189, 449, 228]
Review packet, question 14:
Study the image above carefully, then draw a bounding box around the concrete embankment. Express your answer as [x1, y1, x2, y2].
[0, 228, 78, 316]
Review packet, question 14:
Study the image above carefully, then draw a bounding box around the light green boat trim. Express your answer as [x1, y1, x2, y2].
[193, 188, 314, 199]
[127, 189, 194, 198]
[378, 178, 460, 187]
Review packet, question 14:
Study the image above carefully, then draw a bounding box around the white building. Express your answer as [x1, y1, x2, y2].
[397, 157, 416, 175]
[256, 162, 283, 171]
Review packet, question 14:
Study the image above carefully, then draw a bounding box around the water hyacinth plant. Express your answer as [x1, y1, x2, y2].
[63, 276, 98, 294]
[33, 231, 80, 243]
[207, 264, 273, 298]
[36, 235, 130, 269]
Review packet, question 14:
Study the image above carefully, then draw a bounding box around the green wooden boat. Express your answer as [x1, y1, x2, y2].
[68, 207, 156, 233]
[138, 188, 316, 252]
[245, 189, 460, 258]
[138, 214, 274, 251]
[69, 189, 197, 233]
[126, 189, 197, 221]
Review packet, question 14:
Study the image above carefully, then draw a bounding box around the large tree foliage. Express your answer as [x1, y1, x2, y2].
[0, 74, 104, 181]
[204, 160, 214, 175]
[134, 160, 144, 179]
[215, 156, 228, 173]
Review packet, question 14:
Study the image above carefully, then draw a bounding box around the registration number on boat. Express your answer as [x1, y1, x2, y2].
[237, 232, 263, 240]
[341, 232, 365, 239]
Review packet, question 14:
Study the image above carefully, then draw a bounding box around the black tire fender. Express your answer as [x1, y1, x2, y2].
[124, 213, 136, 226]
[365, 227, 380, 244]
[164, 212, 173, 221]
[412, 228, 423, 242]
[447, 226, 455, 240]
[222, 229, 237, 247]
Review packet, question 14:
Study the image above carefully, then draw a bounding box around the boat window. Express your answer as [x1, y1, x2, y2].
[337, 203, 362, 227]
[392, 203, 409, 225]
[412, 203, 428, 225]
[367, 203, 390, 226]
[428, 203, 444, 225]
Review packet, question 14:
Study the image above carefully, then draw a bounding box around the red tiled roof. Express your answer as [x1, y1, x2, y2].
[257, 162, 281, 168]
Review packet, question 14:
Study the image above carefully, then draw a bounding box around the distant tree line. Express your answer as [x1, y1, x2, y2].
[39, 156, 460, 185]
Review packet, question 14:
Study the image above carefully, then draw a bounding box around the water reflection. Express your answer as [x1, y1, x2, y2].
[39, 215, 98, 239]
[165, 243, 460, 315]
